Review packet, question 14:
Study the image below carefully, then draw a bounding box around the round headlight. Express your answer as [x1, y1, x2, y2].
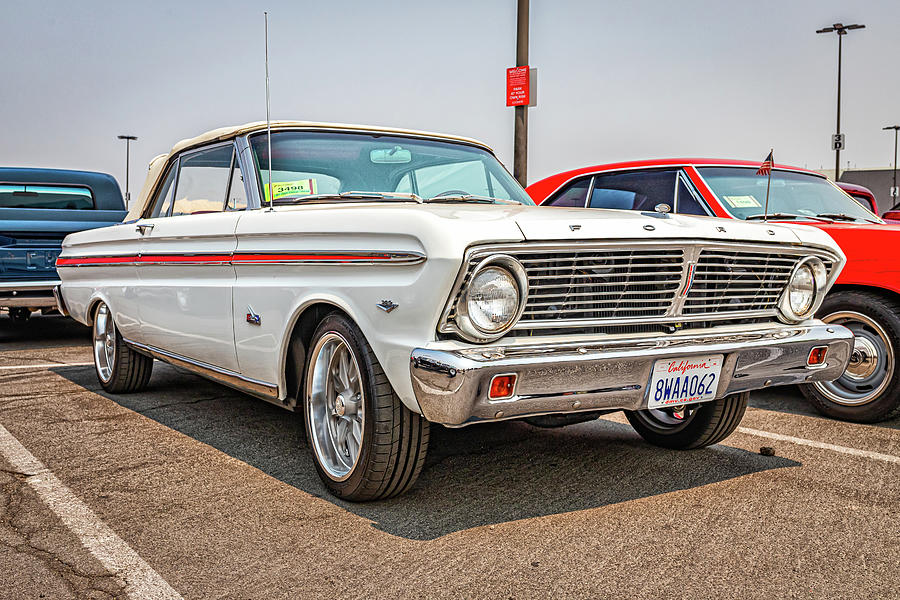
[778, 256, 827, 323]
[467, 267, 519, 333]
[788, 263, 815, 316]
[454, 255, 528, 341]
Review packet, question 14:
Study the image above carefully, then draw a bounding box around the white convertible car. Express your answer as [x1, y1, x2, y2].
[56, 122, 853, 500]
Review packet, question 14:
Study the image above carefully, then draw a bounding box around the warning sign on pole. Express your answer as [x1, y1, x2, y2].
[506, 66, 530, 107]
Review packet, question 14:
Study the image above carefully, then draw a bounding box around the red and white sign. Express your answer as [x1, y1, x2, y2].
[506, 65, 530, 107]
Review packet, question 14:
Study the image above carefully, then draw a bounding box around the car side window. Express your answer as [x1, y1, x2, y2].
[676, 175, 710, 216]
[589, 170, 677, 211]
[225, 151, 248, 211]
[545, 178, 591, 207]
[171, 145, 233, 216]
[149, 163, 178, 218]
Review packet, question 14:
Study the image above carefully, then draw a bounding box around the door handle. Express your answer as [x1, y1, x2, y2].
[136, 223, 155, 234]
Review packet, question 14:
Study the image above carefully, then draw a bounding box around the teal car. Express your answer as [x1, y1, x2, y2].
[1, 168, 126, 322]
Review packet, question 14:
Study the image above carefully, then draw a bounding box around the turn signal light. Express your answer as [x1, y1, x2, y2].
[808, 346, 828, 366]
[489, 374, 517, 399]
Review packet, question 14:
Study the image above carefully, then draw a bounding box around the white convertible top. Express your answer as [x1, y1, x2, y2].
[126, 121, 491, 221]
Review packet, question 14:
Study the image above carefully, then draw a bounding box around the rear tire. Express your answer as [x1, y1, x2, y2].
[625, 392, 749, 449]
[92, 302, 153, 393]
[799, 290, 900, 423]
[302, 313, 429, 501]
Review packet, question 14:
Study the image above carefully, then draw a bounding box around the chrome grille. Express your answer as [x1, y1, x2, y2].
[439, 242, 838, 337]
[682, 250, 799, 316]
[518, 248, 685, 322]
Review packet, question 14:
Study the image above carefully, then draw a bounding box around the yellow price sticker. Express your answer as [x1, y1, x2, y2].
[722, 195, 761, 208]
[265, 178, 318, 201]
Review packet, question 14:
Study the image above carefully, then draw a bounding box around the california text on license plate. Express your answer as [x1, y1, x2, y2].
[647, 355, 723, 409]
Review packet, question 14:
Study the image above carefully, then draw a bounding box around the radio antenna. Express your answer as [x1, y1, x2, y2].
[264, 11, 273, 210]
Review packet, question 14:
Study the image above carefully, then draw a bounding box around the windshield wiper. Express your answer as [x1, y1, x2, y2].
[424, 194, 518, 205]
[271, 191, 423, 205]
[815, 212, 877, 223]
[745, 213, 833, 223]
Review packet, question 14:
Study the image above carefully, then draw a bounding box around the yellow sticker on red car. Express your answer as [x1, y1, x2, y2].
[265, 179, 318, 201]
[722, 195, 761, 208]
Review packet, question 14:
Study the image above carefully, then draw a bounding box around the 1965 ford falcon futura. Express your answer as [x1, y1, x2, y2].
[56, 121, 853, 500]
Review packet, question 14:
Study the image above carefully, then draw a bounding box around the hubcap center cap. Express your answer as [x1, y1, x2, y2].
[334, 394, 346, 417]
[846, 336, 879, 380]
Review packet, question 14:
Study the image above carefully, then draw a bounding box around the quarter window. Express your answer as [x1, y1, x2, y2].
[149, 164, 177, 218]
[545, 178, 591, 207]
[676, 176, 709, 216]
[171, 145, 233, 216]
[589, 170, 677, 211]
[226, 155, 248, 211]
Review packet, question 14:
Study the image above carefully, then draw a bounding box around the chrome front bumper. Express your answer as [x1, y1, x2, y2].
[409, 322, 853, 427]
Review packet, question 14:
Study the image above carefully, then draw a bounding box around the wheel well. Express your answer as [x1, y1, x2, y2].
[283, 302, 349, 406]
[828, 284, 900, 305]
[85, 297, 104, 326]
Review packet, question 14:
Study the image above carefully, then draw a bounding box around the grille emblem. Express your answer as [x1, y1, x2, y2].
[678, 263, 697, 297]
[569, 224, 581, 231]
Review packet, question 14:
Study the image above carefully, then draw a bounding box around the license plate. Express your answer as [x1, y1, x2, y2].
[647, 355, 723, 409]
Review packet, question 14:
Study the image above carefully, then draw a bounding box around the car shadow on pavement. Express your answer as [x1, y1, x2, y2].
[55, 363, 801, 541]
[749, 386, 900, 431]
[0, 314, 90, 349]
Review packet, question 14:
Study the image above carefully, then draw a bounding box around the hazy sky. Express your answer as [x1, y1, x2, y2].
[3, 0, 899, 196]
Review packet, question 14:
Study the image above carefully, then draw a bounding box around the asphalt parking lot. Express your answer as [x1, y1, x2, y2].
[1, 316, 898, 600]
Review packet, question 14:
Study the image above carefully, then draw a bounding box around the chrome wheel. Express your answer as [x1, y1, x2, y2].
[814, 311, 894, 406]
[306, 332, 364, 481]
[93, 303, 116, 383]
[637, 404, 699, 432]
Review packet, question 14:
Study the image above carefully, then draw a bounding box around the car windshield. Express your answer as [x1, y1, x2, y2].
[696, 167, 880, 223]
[248, 131, 534, 206]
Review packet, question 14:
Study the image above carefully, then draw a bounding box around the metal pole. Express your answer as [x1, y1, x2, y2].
[894, 128, 898, 198]
[513, 0, 528, 187]
[835, 33, 842, 180]
[125, 139, 130, 208]
[117, 135, 137, 208]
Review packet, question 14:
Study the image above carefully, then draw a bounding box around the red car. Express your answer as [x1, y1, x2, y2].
[528, 158, 900, 423]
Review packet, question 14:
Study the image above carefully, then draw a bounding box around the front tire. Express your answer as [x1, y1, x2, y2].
[800, 291, 900, 423]
[92, 302, 153, 393]
[625, 392, 749, 449]
[302, 313, 429, 501]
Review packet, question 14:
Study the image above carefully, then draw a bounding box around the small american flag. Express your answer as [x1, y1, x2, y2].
[757, 150, 774, 176]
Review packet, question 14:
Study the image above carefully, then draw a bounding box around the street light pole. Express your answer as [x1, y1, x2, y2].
[117, 134, 138, 208]
[513, 0, 529, 187]
[885, 125, 900, 203]
[816, 22, 864, 181]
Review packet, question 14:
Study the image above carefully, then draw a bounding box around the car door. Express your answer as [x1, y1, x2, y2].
[133, 142, 244, 372]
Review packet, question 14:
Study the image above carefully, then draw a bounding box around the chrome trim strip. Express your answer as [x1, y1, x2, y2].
[123, 338, 279, 401]
[0, 280, 61, 290]
[55, 250, 426, 267]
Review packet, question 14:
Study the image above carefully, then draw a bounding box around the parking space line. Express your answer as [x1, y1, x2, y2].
[0, 362, 93, 370]
[737, 426, 900, 465]
[0, 423, 183, 599]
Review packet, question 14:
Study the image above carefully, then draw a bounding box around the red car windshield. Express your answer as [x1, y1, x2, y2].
[697, 167, 879, 223]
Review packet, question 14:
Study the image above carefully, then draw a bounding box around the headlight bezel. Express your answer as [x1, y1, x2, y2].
[777, 256, 828, 323]
[454, 254, 529, 342]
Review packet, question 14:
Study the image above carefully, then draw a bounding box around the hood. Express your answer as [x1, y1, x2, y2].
[514, 205, 805, 244]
